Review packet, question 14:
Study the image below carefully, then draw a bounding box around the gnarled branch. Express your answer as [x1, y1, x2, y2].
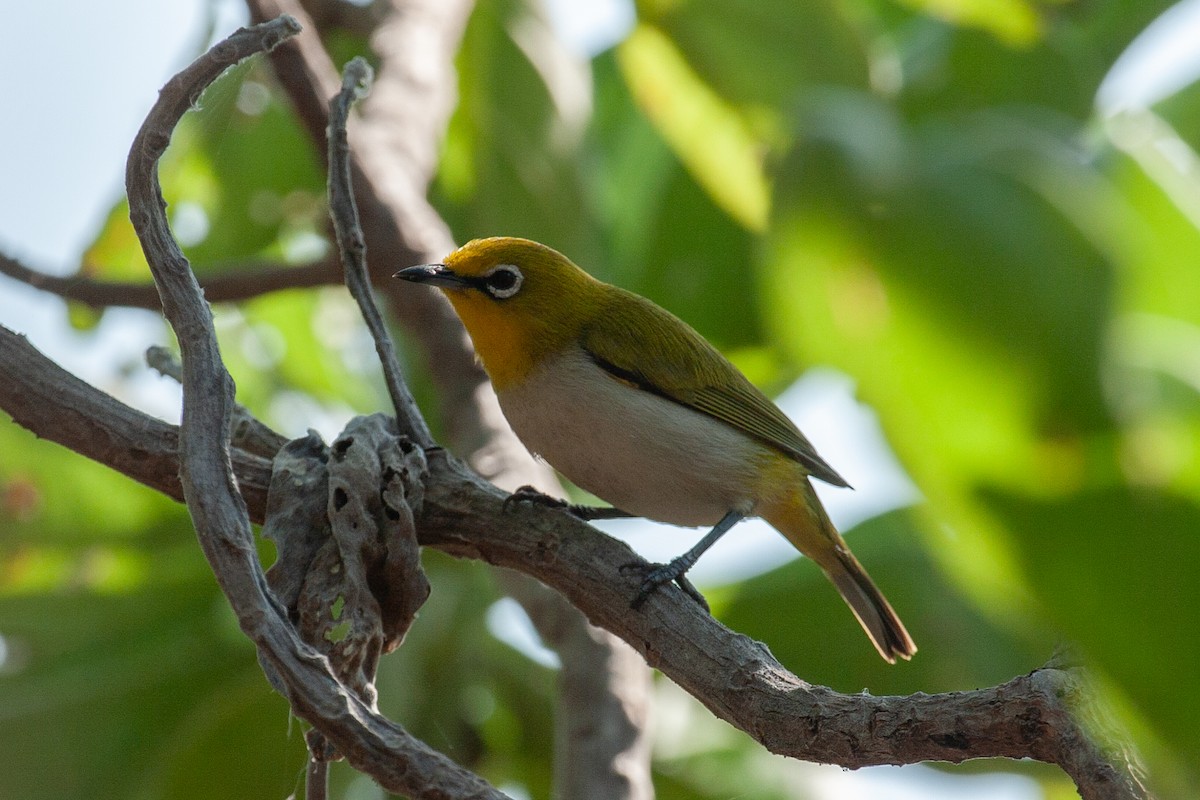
[325, 56, 432, 447]
[122, 16, 502, 799]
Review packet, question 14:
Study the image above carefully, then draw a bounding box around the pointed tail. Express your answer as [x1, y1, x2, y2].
[824, 545, 916, 663]
[763, 481, 916, 663]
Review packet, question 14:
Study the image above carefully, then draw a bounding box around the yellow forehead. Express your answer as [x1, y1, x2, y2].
[444, 237, 576, 279]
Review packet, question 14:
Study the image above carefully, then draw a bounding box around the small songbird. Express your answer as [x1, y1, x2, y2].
[396, 237, 916, 662]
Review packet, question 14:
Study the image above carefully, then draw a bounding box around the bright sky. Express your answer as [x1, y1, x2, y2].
[2, 2, 1199, 798]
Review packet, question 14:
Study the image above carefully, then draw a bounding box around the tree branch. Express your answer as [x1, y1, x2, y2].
[0, 322, 1148, 799]
[146, 345, 288, 458]
[297, 0, 382, 37]
[0, 250, 341, 310]
[325, 56, 433, 447]
[421, 455, 1149, 800]
[0, 325, 273, 513]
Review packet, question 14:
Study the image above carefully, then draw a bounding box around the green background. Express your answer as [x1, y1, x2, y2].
[3, 0, 1199, 797]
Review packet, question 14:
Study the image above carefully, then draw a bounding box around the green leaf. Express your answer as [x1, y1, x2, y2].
[81, 198, 149, 281]
[216, 289, 382, 423]
[759, 49, 1200, 786]
[616, 24, 770, 231]
[764, 94, 1119, 603]
[587, 51, 763, 350]
[170, 61, 327, 268]
[891, 1, 1181, 120]
[636, 0, 870, 108]
[435, 0, 599, 263]
[0, 472, 306, 799]
[81, 59, 328, 290]
[892, 0, 1044, 45]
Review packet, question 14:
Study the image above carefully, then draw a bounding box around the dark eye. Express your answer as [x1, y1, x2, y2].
[484, 265, 523, 299]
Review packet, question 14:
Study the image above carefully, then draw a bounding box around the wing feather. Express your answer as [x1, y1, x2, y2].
[581, 290, 849, 488]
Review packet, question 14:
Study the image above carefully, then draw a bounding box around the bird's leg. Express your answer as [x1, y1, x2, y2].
[628, 511, 744, 611]
[504, 484, 636, 521]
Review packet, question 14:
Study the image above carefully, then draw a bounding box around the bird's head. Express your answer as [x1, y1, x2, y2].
[395, 237, 604, 388]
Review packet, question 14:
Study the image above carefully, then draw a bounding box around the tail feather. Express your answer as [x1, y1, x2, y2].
[764, 480, 916, 663]
[826, 548, 916, 664]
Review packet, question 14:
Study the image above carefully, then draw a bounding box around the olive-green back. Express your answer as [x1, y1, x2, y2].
[581, 288, 849, 488]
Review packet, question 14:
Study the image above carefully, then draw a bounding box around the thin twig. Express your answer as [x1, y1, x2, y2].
[246, 0, 499, 451]
[306, 758, 328, 800]
[146, 345, 288, 458]
[305, 729, 332, 800]
[327, 1, 659, 793]
[0, 251, 340, 310]
[326, 57, 433, 449]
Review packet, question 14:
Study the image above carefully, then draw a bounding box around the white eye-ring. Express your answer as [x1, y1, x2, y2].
[483, 264, 523, 299]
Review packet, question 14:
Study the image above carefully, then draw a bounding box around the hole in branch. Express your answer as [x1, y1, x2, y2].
[332, 437, 354, 460]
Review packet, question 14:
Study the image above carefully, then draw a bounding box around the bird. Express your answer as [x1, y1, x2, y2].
[395, 237, 916, 662]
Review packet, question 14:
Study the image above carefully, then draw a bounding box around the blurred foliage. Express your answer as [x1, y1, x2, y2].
[3, 0, 1200, 798]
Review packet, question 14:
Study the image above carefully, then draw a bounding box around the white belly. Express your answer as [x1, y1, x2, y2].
[497, 348, 765, 527]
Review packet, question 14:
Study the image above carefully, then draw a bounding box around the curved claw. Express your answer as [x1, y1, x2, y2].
[504, 485, 633, 521]
[623, 560, 710, 613]
[503, 485, 567, 513]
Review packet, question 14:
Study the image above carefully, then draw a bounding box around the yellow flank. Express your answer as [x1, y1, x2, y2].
[748, 448, 806, 509]
[757, 478, 837, 566]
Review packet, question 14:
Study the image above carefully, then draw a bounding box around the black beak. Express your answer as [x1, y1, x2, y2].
[393, 264, 469, 289]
